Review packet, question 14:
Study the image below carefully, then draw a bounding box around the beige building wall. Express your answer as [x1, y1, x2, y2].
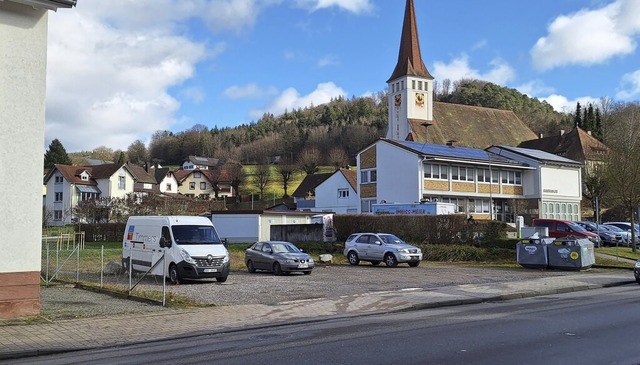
[0, 1, 50, 318]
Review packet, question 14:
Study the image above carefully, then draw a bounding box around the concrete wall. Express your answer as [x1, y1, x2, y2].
[0, 1, 49, 318]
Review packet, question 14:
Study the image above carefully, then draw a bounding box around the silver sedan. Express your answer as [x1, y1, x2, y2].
[245, 241, 314, 275]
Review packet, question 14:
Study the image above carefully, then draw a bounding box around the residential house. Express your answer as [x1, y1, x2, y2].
[182, 155, 219, 170]
[1, 0, 76, 318]
[291, 173, 333, 210]
[357, 139, 583, 223]
[314, 168, 359, 214]
[127, 163, 160, 195]
[174, 167, 233, 199]
[152, 167, 179, 194]
[43, 163, 136, 226]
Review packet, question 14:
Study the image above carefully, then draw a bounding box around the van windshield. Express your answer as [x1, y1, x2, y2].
[172, 225, 222, 245]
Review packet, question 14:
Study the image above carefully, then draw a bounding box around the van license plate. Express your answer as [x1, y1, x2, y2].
[204, 268, 217, 273]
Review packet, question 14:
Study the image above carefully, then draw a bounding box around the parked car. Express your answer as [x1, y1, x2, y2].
[635, 260, 640, 284]
[245, 241, 314, 275]
[344, 233, 422, 267]
[603, 222, 640, 237]
[531, 218, 600, 246]
[575, 221, 621, 247]
[600, 224, 633, 246]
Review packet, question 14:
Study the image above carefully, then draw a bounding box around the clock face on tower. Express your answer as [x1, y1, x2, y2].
[415, 92, 425, 107]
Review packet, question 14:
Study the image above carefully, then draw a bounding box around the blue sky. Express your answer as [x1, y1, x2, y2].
[45, 0, 640, 152]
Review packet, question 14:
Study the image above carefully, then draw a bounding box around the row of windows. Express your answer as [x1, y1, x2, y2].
[424, 163, 522, 185]
[390, 79, 429, 93]
[189, 182, 208, 190]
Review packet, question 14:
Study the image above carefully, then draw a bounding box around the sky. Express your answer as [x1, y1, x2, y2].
[44, 0, 640, 153]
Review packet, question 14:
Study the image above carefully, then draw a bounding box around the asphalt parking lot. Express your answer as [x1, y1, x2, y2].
[161, 263, 584, 306]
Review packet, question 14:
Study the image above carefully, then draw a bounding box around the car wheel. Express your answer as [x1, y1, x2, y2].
[216, 276, 228, 283]
[370, 261, 381, 266]
[408, 261, 420, 267]
[273, 262, 283, 276]
[247, 260, 256, 273]
[347, 251, 360, 266]
[169, 264, 180, 285]
[384, 253, 398, 267]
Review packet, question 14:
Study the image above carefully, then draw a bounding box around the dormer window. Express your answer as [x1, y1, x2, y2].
[80, 171, 89, 181]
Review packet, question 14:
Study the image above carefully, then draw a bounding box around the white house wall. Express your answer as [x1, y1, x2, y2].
[315, 173, 358, 214]
[540, 166, 582, 201]
[0, 1, 50, 317]
[376, 142, 421, 204]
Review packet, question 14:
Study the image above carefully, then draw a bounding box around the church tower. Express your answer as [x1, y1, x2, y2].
[386, 0, 434, 140]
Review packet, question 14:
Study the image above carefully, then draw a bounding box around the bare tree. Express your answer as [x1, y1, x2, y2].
[127, 140, 148, 165]
[276, 157, 296, 198]
[298, 147, 320, 175]
[228, 163, 247, 202]
[605, 103, 640, 252]
[252, 163, 272, 199]
[328, 147, 349, 171]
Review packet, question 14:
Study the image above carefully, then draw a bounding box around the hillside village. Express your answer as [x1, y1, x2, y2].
[42, 0, 608, 228]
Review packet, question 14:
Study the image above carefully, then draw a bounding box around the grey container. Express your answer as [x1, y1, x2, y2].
[547, 237, 595, 270]
[516, 237, 554, 269]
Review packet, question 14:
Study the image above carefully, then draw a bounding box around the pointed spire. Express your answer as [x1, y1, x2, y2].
[387, 0, 433, 82]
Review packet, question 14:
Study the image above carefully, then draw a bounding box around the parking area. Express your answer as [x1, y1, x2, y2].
[162, 263, 583, 306]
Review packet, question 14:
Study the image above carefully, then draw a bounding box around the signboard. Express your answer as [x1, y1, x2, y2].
[372, 202, 456, 215]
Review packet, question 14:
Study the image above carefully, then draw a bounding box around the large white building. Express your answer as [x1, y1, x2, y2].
[0, 0, 76, 318]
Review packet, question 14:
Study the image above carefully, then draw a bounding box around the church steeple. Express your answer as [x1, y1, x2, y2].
[386, 0, 434, 141]
[387, 0, 433, 83]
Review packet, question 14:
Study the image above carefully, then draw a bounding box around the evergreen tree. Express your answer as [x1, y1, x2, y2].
[116, 151, 127, 164]
[44, 138, 72, 170]
[574, 102, 582, 129]
[594, 109, 603, 140]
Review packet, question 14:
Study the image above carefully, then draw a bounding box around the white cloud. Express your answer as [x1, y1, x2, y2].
[515, 80, 556, 98]
[531, 0, 640, 71]
[318, 54, 339, 67]
[224, 83, 278, 99]
[46, 6, 208, 152]
[540, 94, 599, 114]
[295, 0, 374, 13]
[249, 82, 347, 119]
[616, 69, 640, 100]
[432, 54, 515, 85]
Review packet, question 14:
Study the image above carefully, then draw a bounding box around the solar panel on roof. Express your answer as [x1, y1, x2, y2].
[397, 141, 516, 164]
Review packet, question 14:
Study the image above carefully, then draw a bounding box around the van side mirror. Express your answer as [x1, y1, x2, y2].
[159, 237, 172, 248]
[223, 238, 229, 249]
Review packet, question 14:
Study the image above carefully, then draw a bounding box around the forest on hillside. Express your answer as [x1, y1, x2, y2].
[62, 79, 627, 168]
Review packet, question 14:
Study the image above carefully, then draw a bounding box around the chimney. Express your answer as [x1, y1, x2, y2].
[560, 130, 565, 136]
[587, 130, 592, 135]
[539, 133, 544, 139]
[446, 140, 456, 147]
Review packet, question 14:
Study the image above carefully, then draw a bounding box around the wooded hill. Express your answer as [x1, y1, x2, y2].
[73, 79, 577, 167]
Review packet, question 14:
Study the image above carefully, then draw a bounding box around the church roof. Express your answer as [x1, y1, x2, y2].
[387, 0, 433, 82]
[406, 102, 538, 149]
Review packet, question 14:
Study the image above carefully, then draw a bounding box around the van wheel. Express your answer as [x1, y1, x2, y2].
[384, 253, 398, 267]
[347, 251, 360, 266]
[216, 276, 228, 283]
[169, 264, 180, 285]
[247, 260, 256, 273]
[273, 262, 283, 276]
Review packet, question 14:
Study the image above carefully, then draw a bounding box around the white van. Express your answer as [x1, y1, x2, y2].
[122, 216, 230, 284]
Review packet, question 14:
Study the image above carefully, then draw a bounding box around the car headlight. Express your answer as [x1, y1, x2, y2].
[180, 249, 195, 264]
[308, 258, 314, 263]
[635, 261, 640, 268]
[397, 248, 410, 254]
[284, 259, 296, 264]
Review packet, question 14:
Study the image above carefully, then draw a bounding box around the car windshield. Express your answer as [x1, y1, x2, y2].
[172, 225, 221, 245]
[379, 234, 405, 245]
[567, 222, 587, 232]
[271, 243, 301, 253]
[604, 225, 623, 232]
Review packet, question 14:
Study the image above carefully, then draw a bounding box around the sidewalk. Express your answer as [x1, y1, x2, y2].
[0, 270, 635, 360]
